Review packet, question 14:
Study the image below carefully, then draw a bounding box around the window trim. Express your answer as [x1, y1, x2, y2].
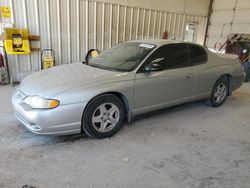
[137, 43, 192, 73]
[187, 44, 208, 66]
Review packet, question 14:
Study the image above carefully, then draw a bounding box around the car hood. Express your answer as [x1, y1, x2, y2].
[19, 62, 130, 97]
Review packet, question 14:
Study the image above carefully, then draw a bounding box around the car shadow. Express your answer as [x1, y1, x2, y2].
[17, 125, 88, 145]
[132, 100, 207, 122]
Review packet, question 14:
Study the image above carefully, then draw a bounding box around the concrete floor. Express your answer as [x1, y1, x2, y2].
[0, 84, 250, 188]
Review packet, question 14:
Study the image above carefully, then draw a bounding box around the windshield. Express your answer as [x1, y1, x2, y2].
[88, 42, 156, 71]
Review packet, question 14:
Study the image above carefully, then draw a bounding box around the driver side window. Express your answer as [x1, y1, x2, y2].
[142, 43, 191, 70]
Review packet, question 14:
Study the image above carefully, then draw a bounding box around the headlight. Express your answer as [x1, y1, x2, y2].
[24, 96, 60, 109]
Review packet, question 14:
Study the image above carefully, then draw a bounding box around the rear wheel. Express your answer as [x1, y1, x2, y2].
[82, 94, 125, 138]
[210, 77, 228, 107]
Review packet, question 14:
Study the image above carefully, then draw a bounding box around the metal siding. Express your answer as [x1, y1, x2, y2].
[2, 0, 207, 81]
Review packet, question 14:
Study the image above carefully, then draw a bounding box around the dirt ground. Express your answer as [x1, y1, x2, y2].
[0, 84, 250, 188]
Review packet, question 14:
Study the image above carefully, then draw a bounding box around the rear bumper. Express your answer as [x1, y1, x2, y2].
[12, 89, 87, 136]
[232, 72, 246, 91]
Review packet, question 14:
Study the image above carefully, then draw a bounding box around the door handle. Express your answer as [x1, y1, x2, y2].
[185, 74, 193, 78]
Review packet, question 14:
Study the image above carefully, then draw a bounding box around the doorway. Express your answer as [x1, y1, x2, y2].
[184, 23, 197, 43]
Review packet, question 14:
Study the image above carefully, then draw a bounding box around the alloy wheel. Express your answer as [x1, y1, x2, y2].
[214, 83, 227, 104]
[92, 103, 120, 133]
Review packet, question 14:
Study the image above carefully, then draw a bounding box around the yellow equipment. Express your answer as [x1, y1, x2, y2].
[85, 49, 100, 64]
[90, 50, 99, 58]
[3, 28, 30, 54]
[41, 49, 55, 69]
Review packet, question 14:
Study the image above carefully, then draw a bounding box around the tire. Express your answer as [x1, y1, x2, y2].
[210, 77, 228, 107]
[82, 94, 125, 138]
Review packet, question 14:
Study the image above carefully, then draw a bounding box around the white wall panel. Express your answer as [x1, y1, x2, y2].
[210, 11, 234, 24]
[234, 10, 250, 23]
[213, 0, 236, 10]
[207, 0, 250, 50]
[236, 0, 250, 9]
[0, 0, 208, 81]
[231, 24, 250, 34]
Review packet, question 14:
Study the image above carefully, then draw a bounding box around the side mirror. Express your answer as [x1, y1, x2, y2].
[144, 63, 164, 72]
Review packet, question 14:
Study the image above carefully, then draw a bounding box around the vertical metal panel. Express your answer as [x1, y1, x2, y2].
[56, 0, 62, 65]
[129, 7, 133, 40]
[152, 11, 157, 38]
[101, 3, 105, 51]
[88, 1, 94, 49]
[103, 2, 110, 50]
[172, 13, 177, 39]
[131, 7, 138, 40]
[137, 8, 143, 39]
[122, 6, 127, 42]
[180, 14, 186, 40]
[46, 0, 51, 48]
[163, 12, 167, 32]
[157, 11, 162, 39]
[116, 5, 120, 44]
[60, 0, 70, 64]
[85, 0, 88, 51]
[109, 4, 112, 47]
[167, 13, 172, 38]
[5, 0, 207, 81]
[23, 0, 31, 71]
[67, 0, 71, 63]
[69, 0, 79, 63]
[96, 2, 103, 51]
[118, 5, 124, 42]
[94, 1, 97, 49]
[2, 0, 18, 81]
[79, 0, 87, 59]
[176, 14, 181, 40]
[135, 8, 140, 40]
[110, 4, 116, 45]
[141, 9, 146, 39]
[26, 0, 39, 71]
[76, 0, 80, 61]
[147, 10, 152, 39]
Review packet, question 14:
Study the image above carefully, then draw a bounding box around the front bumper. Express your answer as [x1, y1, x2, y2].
[12, 89, 87, 135]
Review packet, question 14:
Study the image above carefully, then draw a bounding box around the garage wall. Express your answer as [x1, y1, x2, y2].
[0, 0, 209, 81]
[206, 0, 250, 50]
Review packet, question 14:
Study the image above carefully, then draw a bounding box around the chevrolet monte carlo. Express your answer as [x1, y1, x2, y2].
[12, 40, 245, 138]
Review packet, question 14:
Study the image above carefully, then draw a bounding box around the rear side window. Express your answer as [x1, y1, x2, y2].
[144, 43, 191, 70]
[188, 44, 208, 65]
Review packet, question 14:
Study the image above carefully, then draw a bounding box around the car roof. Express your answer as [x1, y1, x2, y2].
[128, 39, 205, 48]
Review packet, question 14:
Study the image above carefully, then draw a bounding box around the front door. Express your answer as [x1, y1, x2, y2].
[134, 43, 195, 114]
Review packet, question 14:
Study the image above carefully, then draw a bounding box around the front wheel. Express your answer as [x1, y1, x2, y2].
[82, 94, 125, 138]
[210, 77, 228, 107]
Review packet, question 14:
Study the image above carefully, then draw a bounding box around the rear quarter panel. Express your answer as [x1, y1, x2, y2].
[213, 52, 245, 91]
[194, 50, 236, 99]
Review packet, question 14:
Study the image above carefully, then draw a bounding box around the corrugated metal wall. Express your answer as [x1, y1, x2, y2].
[0, 0, 208, 81]
[206, 0, 250, 50]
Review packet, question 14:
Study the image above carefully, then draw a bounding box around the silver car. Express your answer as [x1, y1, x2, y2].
[12, 40, 245, 138]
